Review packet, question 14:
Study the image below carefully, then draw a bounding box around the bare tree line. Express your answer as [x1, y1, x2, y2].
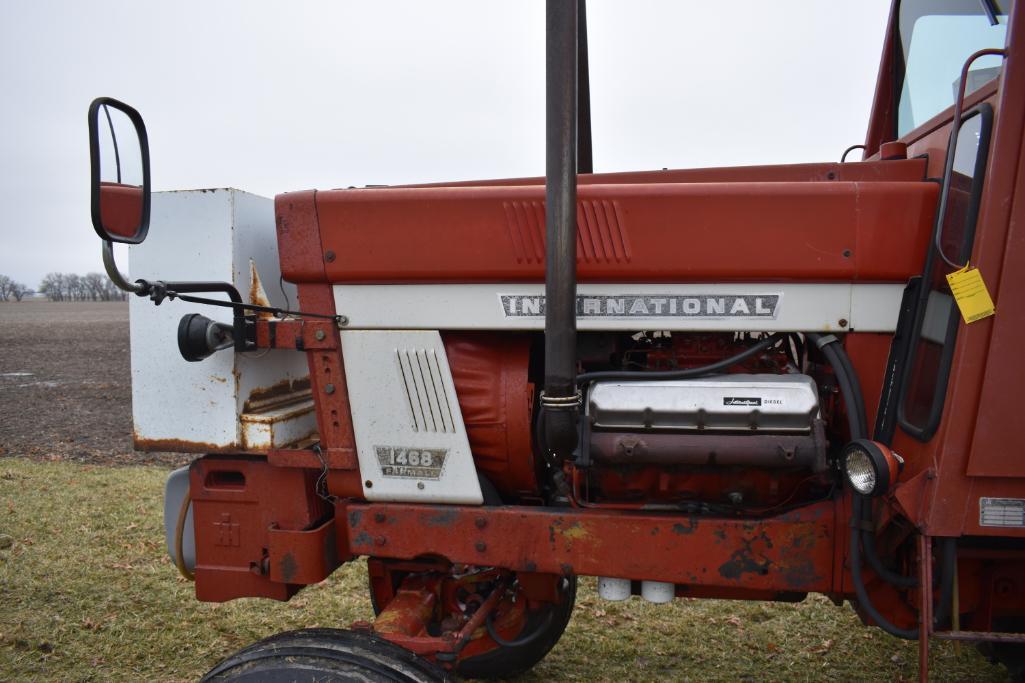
[2, 272, 128, 302]
[0, 274, 32, 301]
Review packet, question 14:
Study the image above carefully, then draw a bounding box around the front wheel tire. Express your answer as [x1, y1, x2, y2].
[201, 628, 452, 683]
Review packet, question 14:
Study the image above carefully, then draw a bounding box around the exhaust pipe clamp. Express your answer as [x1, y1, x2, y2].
[539, 389, 582, 411]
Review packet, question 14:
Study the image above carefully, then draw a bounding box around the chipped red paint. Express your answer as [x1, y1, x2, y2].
[373, 575, 442, 639]
[290, 284, 359, 486]
[268, 517, 340, 584]
[254, 319, 338, 351]
[340, 501, 835, 593]
[267, 446, 356, 470]
[275, 190, 327, 282]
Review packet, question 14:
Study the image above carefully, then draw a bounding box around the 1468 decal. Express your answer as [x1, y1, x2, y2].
[376, 446, 448, 480]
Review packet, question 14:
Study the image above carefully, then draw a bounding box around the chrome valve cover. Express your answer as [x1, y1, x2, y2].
[587, 374, 819, 434]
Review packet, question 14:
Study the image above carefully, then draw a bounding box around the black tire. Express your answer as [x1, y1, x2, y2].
[368, 474, 577, 679]
[201, 628, 453, 683]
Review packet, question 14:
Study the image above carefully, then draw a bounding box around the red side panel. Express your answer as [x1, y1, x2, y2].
[276, 190, 327, 283]
[313, 181, 937, 284]
[965, 98, 1025, 478]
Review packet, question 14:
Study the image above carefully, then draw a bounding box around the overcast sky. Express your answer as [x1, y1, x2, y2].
[0, 0, 890, 288]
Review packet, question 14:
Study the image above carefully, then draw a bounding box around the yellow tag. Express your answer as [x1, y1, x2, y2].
[946, 265, 996, 323]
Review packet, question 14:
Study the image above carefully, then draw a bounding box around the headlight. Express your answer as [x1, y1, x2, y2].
[842, 439, 903, 498]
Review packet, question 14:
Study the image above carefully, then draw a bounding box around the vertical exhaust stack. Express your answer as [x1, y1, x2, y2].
[542, 0, 581, 460]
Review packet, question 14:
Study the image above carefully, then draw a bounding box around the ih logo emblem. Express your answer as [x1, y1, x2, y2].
[376, 446, 448, 480]
[214, 513, 240, 547]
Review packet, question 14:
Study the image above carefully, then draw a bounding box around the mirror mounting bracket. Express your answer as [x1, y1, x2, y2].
[101, 240, 255, 352]
[102, 240, 346, 357]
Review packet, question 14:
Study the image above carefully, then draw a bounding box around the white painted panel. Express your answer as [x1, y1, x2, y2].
[129, 190, 238, 449]
[230, 190, 312, 426]
[340, 330, 483, 505]
[128, 189, 311, 451]
[849, 282, 908, 333]
[334, 283, 905, 333]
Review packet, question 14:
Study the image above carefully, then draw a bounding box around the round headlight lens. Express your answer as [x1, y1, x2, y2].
[845, 449, 877, 496]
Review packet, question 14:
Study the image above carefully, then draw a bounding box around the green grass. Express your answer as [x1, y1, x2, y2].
[0, 458, 1011, 682]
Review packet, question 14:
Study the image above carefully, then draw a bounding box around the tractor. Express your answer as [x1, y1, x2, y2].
[85, 1, 1025, 680]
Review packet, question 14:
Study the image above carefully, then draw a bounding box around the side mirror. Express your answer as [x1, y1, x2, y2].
[88, 97, 151, 244]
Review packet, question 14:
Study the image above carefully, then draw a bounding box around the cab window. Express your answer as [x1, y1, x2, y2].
[897, 0, 1009, 137]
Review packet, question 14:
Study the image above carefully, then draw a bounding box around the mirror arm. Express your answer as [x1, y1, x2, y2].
[156, 282, 251, 353]
[102, 240, 146, 295]
[102, 240, 255, 352]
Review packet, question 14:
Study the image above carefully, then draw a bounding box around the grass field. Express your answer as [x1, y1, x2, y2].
[0, 458, 1011, 682]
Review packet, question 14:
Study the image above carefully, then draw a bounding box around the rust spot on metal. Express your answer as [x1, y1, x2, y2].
[353, 530, 373, 548]
[244, 377, 313, 412]
[279, 552, 298, 583]
[560, 522, 589, 541]
[348, 510, 363, 527]
[672, 519, 698, 535]
[718, 532, 773, 581]
[248, 259, 274, 320]
[424, 509, 457, 527]
[132, 432, 230, 454]
[780, 558, 820, 589]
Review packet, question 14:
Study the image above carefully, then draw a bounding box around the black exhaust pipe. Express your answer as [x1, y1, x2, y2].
[542, 0, 581, 459]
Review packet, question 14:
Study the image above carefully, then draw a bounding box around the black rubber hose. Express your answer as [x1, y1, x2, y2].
[576, 333, 785, 385]
[806, 334, 864, 439]
[850, 499, 958, 638]
[849, 496, 920, 640]
[821, 339, 957, 636]
[859, 506, 919, 589]
[809, 335, 932, 601]
[832, 339, 868, 440]
[816, 335, 923, 591]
